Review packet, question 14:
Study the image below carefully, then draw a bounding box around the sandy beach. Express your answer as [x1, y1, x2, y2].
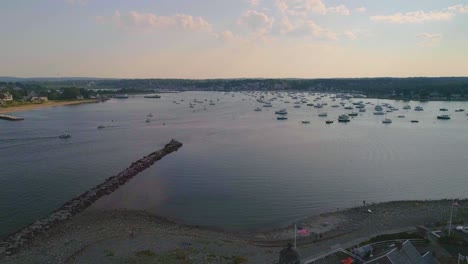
[1, 199, 461, 264]
[0, 99, 101, 114]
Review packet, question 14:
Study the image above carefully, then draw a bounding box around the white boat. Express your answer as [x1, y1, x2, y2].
[254, 107, 262, 112]
[359, 108, 366, 112]
[294, 105, 301, 108]
[275, 109, 288, 115]
[374, 105, 383, 111]
[114, 94, 129, 99]
[338, 114, 350, 122]
[349, 112, 359, 117]
[373, 112, 385, 115]
[382, 118, 392, 124]
[59, 133, 71, 139]
[263, 103, 273, 107]
[318, 112, 328, 117]
[415, 106, 424, 111]
[403, 105, 411, 110]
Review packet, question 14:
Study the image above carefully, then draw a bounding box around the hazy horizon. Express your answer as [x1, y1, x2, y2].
[1, 0, 468, 78]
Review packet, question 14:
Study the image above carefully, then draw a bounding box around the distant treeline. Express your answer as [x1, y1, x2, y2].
[2, 77, 468, 100]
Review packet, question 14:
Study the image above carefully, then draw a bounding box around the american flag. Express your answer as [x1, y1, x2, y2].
[454, 200, 460, 207]
[297, 226, 309, 235]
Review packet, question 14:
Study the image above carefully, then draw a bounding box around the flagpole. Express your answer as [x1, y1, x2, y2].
[294, 224, 297, 248]
[449, 199, 454, 237]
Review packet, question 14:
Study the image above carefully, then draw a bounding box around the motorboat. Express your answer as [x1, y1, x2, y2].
[437, 115, 451, 120]
[301, 120, 310, 124]
[382, 118, 392, 124]
[326, 120, 334, 124]
[411, 120, 419, 123]
[318, 112, 328, 117]
[439, 108, 448, 111]
[398, 115, 405, 118]
[275, 109, 288, 115]
[403, 105, 411, 110]
[338, 114, 350, 122]
[373, 112, 385, 115]
[415, 106, 424, 111]
[374, 105, 383, 111]
[277, 116, 288, 120]
[59, 133, 71, 139]
[254, 107, 262, 112]
[349, 112, 359, 117]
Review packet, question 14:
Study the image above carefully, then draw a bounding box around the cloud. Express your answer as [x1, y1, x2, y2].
[108, 10, 213, 33]
[276, 0, 350, 16]
[239, 10, 274, 36]
[417, 33, 442, 47]
[95, 16, 105, 25]
[371, 11, 454, 24]
[344, 30, 357, 40]
[246, 0, 261, 6]
[355, 7, 367, 13]
[278, 17, 338, 40]
[327, 5, 350, 16]
[65, 0, 88, 5]
[447, 4, 468, 13]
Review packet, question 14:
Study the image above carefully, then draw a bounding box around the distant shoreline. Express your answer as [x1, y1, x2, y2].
[0, 99, 101, 114]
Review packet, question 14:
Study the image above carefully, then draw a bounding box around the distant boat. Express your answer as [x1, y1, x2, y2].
[403, 105, 411, 110]
[439, 108, 448, 111]
[145, 118, 151, 123]
[275, 109, 288, 115]
[147, 113, 153, 117]
[307, 103, 314, 106]
[373, 112, 385, 115]
[415, 106, 424, 111]
[144, 95, 161, 99]
[263, 103, 273, 107]
[97, 125, 106, 129]
[437, 115, 451, 120]
[344, 106, 353, 110]
[114, 94, 129, 99]
[349, 112, 359, 117]
[326, 120, 334, 124]
[294, 105, 301, 108]
[318, 112, 328, 117]
[301, 120, 310, 124]
[382, 118, 392, 124]
[398, 115, 405, 118]
[359, 108, 366, 112]
[254, 107, 262, 112]
[59, 133, 71, 139]
[338, 114, 350, 122]
[455, 109, 465, 112]
[411, 120, 419, 123]
[277, 116, 288, 120]
[374, 105, 383, 111]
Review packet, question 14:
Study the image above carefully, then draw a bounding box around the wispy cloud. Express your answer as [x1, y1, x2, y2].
[371, 11, 454, 24]
[65, 0, 88, 5]
[246, 0, 262, 7]
[275, 0, 351, 16]
[447, 4, 468, 14]
[239, 10, 274, 36]
[417, 33, 442, 47]
[344, 30, 357, 40]
[278, 17, 338, 40]
[105, 10, 213, 33]
[355, 7, 367, 13]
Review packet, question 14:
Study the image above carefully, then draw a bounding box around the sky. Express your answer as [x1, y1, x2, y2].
[0, 0, 467, 78]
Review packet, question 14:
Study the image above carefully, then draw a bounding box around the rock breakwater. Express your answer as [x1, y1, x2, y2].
[0, 139, 183, 257]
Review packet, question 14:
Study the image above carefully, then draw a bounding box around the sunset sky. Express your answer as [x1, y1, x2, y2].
[1, 0, 468, 78]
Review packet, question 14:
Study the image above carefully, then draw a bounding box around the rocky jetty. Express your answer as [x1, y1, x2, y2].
[0, 139, 183, 257]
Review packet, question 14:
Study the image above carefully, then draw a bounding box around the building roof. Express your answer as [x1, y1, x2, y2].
[365, 240, 440, 264]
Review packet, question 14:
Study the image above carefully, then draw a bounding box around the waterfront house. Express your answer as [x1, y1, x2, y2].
[0, 92, 13, 101]
[364, 240, 439, 264]
[30, 96, 48, 103]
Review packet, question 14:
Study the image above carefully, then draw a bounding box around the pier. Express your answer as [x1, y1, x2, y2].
[0, 114, 24, 121]
[0, 139, 183, 256]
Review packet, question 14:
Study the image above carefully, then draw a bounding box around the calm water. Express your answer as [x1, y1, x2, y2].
[1, 92, 467, 237]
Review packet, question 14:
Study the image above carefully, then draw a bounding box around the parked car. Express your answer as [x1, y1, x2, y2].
[456, 226, 468, 234]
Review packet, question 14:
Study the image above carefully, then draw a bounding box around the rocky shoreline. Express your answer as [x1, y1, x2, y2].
[0, 139, 183, 257]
